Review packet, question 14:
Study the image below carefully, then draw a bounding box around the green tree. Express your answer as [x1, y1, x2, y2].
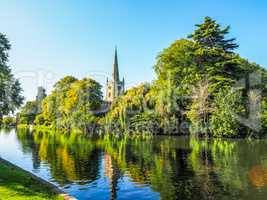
[153, 39, 201, 133]
[186, 79, 213, 136]
[188, 16, 238, 51]
[188, 17, 242, 92]
[37, 76, 78, 127]
[0, 33, 23, 121]
[35, 76, 103, 133]
[149, 16, 267, 137]
[106, 83, 152, 133]
[65, 78, 102, 132]
[19, 101, 38, 125]
[210, 89, 245, 137]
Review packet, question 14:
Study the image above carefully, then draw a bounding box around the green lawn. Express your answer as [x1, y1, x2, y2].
[0, 160, 64, 200]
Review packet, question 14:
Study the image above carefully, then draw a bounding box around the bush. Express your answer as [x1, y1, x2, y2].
[129, 112, 161, 135]
[34, 115, 45, 125]
[19, 114, 37, 125]
[210, 89, 245, 137]
[2, 117, 16, 126]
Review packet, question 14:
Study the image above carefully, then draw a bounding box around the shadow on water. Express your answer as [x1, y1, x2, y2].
[1, 128, 267, 200]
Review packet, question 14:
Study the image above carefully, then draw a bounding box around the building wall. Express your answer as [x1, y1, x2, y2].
[105, 80, 124, 102]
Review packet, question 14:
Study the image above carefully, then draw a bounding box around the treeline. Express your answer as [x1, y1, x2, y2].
[105, 17, 267, 138]
[18, 76, 102, 132]
[19, 17, 267, 138]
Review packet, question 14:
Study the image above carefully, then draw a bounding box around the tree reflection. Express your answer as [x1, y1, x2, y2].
[14, 129, 267, 200]
[16, 129, 101, 186]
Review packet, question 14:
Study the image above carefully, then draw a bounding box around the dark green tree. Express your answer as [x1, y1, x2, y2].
[188, 16, 238, 51]
[0, 33, 23, 121]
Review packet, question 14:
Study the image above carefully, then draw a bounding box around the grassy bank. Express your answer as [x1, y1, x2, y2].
[0, 159, 64, 200]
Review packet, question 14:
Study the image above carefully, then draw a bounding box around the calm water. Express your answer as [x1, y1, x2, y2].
[0, 129, 267, 199]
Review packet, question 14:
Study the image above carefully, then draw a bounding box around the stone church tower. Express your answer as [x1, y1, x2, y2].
[36, 86, 46, 113]
[105, 48, 125, 102]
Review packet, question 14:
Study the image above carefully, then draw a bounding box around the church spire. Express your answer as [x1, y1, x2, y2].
[113, 47, 120, 82]
[105, 47, 125, 102]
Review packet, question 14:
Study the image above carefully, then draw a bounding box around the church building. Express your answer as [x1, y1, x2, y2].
[105, 48, 125, 102]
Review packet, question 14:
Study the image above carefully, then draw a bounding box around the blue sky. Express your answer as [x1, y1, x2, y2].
[1, 0, 267, 101]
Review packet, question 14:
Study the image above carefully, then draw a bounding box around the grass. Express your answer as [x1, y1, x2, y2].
[0, 160, 64, 200]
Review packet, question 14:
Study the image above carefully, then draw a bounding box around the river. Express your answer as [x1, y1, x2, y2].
[0, 128, 267, 200]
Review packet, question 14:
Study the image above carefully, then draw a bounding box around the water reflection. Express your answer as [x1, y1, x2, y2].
[104, 153, 121, 200]
[249, 165, 267, 188]
[1, 129, 267, 200]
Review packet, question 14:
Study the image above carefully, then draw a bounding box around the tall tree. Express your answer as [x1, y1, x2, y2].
[65, 78, 103, 132]
[35, 76, 103, 132]
[188, 16, 238, 51]
[0, 33, 23, 121]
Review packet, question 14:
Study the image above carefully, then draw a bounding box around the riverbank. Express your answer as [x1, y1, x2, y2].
[0, 158, 75, 200]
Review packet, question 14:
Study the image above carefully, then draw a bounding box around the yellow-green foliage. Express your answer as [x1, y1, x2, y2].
[106, 83, 151, 126]
[2, 116, 16, 126]
[35, 76, 103, 132]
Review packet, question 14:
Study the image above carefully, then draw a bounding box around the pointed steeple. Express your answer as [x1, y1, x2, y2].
[113, 47, 120, 82]
[105, 47, 125, 102]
